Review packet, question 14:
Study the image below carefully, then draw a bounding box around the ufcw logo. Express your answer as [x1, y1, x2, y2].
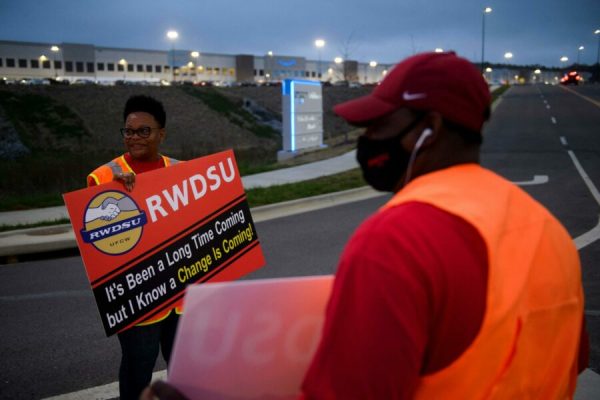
[81, 191, 147, 255]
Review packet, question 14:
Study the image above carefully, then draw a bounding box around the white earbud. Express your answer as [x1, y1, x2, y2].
[404, 128, 433, 186]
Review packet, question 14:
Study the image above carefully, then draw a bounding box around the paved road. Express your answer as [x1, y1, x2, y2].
[1, 84, 600, 398]
[481, 83, 600, 376]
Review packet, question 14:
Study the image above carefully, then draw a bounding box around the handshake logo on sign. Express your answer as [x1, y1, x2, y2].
[81, 191, 148, 255]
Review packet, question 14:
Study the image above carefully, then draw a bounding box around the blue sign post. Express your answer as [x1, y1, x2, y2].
[279, 79, 324, 160]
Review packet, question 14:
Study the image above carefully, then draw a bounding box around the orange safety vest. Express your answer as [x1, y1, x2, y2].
[87, 154, 179, 186]
[382, 163, 584, 399]
[87, 154, 183, 326]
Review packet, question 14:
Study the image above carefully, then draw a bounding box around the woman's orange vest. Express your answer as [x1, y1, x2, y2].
[88, 154, 182, 326]
[382, 163, 584, 399]
[87, 154, 178, 186]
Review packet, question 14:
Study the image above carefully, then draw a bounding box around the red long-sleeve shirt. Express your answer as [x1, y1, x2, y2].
[301, 201, 588, 399]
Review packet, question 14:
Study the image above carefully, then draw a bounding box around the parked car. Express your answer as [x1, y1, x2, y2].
[560, 71, 582, 85]
[30, 78, 51, 85]
[72, 78, 96, 85]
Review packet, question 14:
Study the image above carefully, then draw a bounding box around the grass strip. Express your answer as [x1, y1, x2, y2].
[0, 170, 366, 232]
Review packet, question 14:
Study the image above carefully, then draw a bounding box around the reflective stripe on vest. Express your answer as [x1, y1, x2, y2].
[382, 164, 584, 399]
[87, 155, 178, 185]
[87, 154, 181, 326]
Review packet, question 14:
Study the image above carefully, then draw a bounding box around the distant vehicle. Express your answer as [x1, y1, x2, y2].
[29, 78, 51, 85]
[72, 78, 96, 85]
[560, 71, 582, 85]
[48, 78, 70, 85]
[192, 81, 208, 87]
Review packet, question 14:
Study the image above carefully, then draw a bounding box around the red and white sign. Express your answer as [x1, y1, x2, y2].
[168, 275, 334, 399]
[63, 150, 265, 336]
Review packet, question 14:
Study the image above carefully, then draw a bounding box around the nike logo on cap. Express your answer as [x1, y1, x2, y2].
[403, 91, 427, 101]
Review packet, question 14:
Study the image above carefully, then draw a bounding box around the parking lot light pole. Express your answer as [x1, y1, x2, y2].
[369, 61, 377, 84]
[167, 30, 179, 82]
[595, 30, 600, 69]
[481, 7, 492, 72]
[50, 45, 59, 78]
[119, 58, 127, 80]
[504, 52, 513, 84]
[577, 46, 584, 66]
[191, 51, 199, 83]
[39, 55, 48, 78]
[315, 39, 325, 81]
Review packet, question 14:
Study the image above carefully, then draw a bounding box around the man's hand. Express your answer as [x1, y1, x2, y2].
[139, 381, 189, 400]
[114, 172, 136, 192]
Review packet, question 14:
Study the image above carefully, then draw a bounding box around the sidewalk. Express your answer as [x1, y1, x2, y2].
[0, 150, 358, 228]
[0, 150, 366, 258]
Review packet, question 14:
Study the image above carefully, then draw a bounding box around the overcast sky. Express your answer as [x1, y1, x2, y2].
[0, 0, 598, 67]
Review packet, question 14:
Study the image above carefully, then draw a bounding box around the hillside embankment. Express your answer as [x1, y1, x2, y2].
[0, 84, 368, 209]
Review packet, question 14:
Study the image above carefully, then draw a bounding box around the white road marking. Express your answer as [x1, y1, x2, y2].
[560, 136, 568, 146]
[0, 290, 90, 302]
[567, 149, 600, 250]
[575, 216, 600, 251]
[551, 117, 557, 124]
[546, 104, 551, 109]
[512, 175, 549, 186]
[568, 150, 600, 206]
[42, 370, 166, 400]
[560, 85, 600, 108]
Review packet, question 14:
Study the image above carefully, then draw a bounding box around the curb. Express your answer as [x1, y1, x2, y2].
[0, 186, 385, 258]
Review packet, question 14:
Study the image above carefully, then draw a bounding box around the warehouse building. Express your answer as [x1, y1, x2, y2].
[0, 40, 390, 85]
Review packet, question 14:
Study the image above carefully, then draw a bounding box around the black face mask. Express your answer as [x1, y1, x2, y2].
[356, 117, 424, 192]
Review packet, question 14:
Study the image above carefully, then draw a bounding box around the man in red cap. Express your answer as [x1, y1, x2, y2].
[140, 52, 589, 400]
[300, 51, 588, 399]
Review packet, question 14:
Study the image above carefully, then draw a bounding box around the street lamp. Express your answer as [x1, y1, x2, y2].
[504, 52, 513, 84]
[368, 61, 377, 83]
[39, 55, 48, 77]
[481, 7, 492, 72]
[266, 51, 273, 82]
[167, 30, 179, 82]
[577, 46, 584, 65]
[595, 29, 600, 65]
[484, 66, 492, 82]
[595, 29, 600, 81]
[190, 51, 199, 83]
[334, 57, 343, 81]
[315, 38, 325, 80]
[50, 45, 59, 78]
[560, 56, 569, 78]
[119, 58, 127, 80]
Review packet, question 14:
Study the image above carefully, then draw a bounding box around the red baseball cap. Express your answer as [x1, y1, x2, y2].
[334, 52, 491, 132]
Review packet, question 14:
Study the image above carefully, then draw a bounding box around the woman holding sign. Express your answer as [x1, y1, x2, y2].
[88, 95, 181, 400]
